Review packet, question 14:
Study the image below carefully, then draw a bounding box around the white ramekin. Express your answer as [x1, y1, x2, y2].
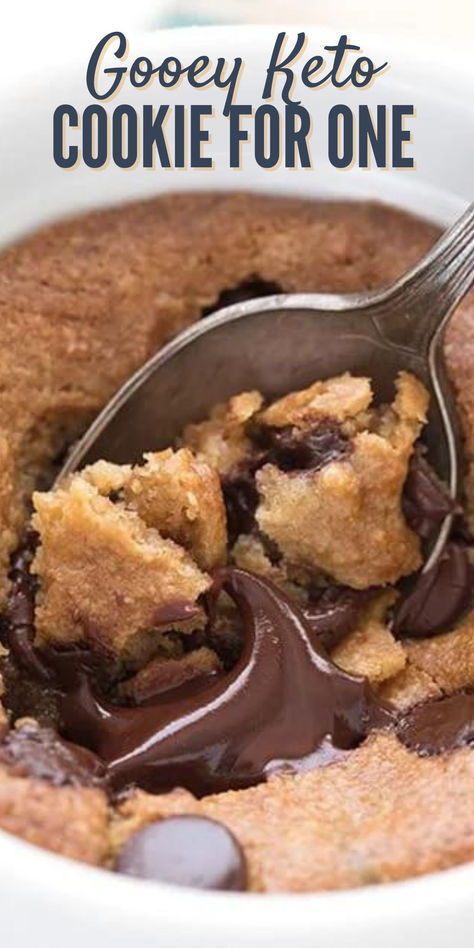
[0, 24, 473, 948]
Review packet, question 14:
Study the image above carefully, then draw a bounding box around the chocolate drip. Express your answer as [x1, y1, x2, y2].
[398, 692, 474, 755]
[4, 531, 474, 801]
[59, 568, 392, 796]
[222, 471, 260, 545]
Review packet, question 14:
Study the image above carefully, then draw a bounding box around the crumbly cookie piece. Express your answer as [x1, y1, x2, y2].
[373, 605, 474, 711]
[124, 449, 227, 571]
[231, 533, 281, 581]
[338, 588, 474, 711]
[404, 609, 474, 695]
[331, 592, 406, 685]
[83, 450, 227, 572]
[184, 391, 263, 476]
[119, 647, 222, 704]
[256, 372, 428, 588]
[32, 474, 210, 659]
[111, 733, 474, 892]
[259, 373, 373, 428]
[81, 460, 132, 495]
[378, 664, 442, 711]
[231, 533, 308, 602]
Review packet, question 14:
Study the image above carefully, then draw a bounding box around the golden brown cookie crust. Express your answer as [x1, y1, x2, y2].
[0, 765, 108, 865]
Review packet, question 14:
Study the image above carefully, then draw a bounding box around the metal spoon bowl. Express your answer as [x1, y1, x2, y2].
[60, 202, 474, 571]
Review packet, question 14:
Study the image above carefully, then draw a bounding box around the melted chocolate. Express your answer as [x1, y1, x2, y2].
[0, 723, 104, 786]
[403, 449, 460, 539]
[394, 447, 474, 639]
[302, 587, 374, 650]
[5, 531, 52, 682]
[222, 471, 260, 545]
[117, 816, 247, 891]
[398, 692, 474, 755]
[58, 568, 392, 796]
[392, 543, 474, 639]
[4, 500, 474, 804]
[250, 421, 351, 473]
[201, 276, 283, 318]
[151, 601, 202, 626]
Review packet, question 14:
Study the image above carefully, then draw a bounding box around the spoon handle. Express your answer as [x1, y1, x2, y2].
[375, 201, 474, 354]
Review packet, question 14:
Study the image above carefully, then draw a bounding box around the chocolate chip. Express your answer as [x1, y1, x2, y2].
[0, 723, 104, 787]
[5, 530, 52, 682]
[396, 447, 474, 638]
[392, 542, 474, 639]
[7, 575, 35, 629]
[257, 531, 282, 566]
[403, 449, 460, 539]
[397, 692, 474, 755]
[116, 816, 248, 891]
[108, 489, 123, 504]
[250, 422, 351, 473]
[201, 276, 282, 317]
[222, 471, 260, 545]
[9, 527, 38, 576]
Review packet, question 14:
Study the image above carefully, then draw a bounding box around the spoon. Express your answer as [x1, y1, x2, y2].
[59, 201, 474, 571]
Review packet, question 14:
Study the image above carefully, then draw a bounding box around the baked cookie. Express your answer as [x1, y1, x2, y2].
[1, 194, 474, 894]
